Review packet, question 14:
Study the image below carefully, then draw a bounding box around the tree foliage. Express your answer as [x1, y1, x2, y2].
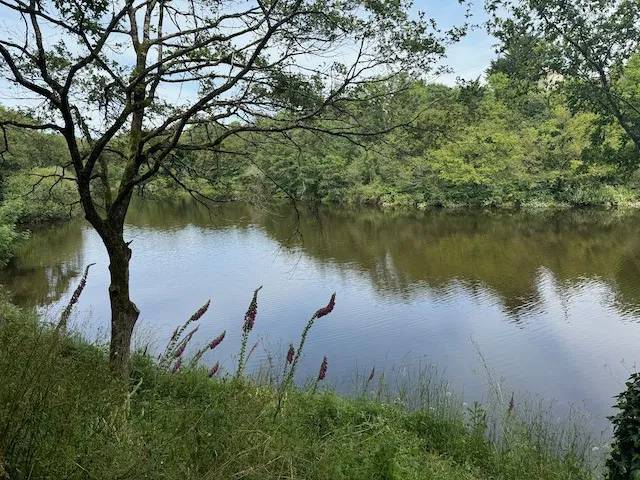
[486, 0, 640, 155]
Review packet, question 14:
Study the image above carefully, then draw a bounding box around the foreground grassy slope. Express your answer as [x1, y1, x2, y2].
[0, 301, 601, 479]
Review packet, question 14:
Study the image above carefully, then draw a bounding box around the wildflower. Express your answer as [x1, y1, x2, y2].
[189, 300, 210, 323]
[253, 341, 260, 349]
[209, 361, 220, 378]
[174, 326, 199, 358]
[368, 366, 375, 382]
[170, 326, 180, 342]
[312, 293, 336, 319]
[286, 344, 295, 364]
[59, 263, 96, 327]
[172, 357, 182, 373]
[243, 287, 261, 333]
[317, 356, 328, 381]
[209, 330, 226, 350]
[174, 343, 186, 358]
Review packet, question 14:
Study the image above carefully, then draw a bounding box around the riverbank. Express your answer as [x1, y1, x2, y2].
[0, 298, 604, 479]
[140, 183, 640, 212]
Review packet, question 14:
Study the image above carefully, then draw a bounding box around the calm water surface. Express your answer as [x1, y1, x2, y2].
[4, 200, 640, 433]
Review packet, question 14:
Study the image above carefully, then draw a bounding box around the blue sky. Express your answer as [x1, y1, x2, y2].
[418, 0, 496, 85]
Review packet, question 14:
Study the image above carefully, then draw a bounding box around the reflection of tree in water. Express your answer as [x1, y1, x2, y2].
[0, 220, 85, 308]
[256, 205, 640, 323]
[126, 198, 256, 230]
[8, 199, 640, 324]
[612, 240, 640, 318]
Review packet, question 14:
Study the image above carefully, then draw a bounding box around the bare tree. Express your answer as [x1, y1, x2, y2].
[0, 0, 466, 376]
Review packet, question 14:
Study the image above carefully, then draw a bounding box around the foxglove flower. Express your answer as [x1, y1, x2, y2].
[189, 300, 210, 323]
[313, 293, 336, 319]
[209, 330, 226, 350]
[243, 288, 261, 332]
[59, 263, 96, 327]
[174, 326, 199, 358]
[286, 344, 295, 364]
[209, 361, 220, 378]
[317, 356, 328, 381]
[172, 357, 182, 373]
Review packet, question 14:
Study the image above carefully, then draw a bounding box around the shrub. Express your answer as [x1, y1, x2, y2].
[607, 373, 640, 479]
[0, 204, 24, 266]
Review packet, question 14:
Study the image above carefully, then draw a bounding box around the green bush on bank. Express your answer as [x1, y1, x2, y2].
[0, 205, 24, 267]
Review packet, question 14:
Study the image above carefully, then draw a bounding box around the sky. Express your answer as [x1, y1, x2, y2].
[419, 0, 497, 85]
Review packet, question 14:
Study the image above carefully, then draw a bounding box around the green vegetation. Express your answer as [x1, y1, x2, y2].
[231, 75, 640, 209]
[607, 373, 640, 479]
[2, 0, 640, 378]
[0, 295, 601, 480]
[0, 107, 79, 265]
[0, 1, 638, 476]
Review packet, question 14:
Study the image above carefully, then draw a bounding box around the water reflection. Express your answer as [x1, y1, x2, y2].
[3, 200, 640, 433]
[256, 206, 640, 323]
[5, 201, 640, 324]
[0, 221, 85, 306]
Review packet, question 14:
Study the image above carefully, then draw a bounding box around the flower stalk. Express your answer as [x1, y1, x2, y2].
[275, 293, 336, 418]
[57, 263, 96, 331]
[235, 286, 262, 380]
[312, 356, 328, 393]
[158, 300, 210, 368]
[190, 330, 226, 368]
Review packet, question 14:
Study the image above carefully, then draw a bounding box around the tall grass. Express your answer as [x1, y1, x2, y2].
[0, 269, 605, 479]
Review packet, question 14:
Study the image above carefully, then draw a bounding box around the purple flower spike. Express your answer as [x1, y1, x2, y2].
[368, 366, 376, 382]
[286, 344, 295, 364]
[317, 356, 328, 381]
[59, 263, 96, 326]
[189, 300, 210, 323]
[209, 330, 226, 350]
[243, 287, 262, 333]
[172, 357, 182, 374]
[209, 361, 220, 378]
[174, 343, 186, 358]
[313, 293, 336, 319]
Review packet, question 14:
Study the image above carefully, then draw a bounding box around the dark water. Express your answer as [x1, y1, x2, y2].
[4, 200, 640, 434]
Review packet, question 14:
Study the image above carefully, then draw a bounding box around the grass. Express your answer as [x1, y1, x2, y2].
[0, 296, 605, 480]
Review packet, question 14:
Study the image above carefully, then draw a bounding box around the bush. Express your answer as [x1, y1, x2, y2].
[607, 373, 640, 479]
[0, 205, 24, 266]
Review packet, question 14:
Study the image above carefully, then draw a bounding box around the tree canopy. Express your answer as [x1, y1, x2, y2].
[486, 0, 640, 155]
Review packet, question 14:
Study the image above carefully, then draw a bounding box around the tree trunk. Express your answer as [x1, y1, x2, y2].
[106, 238, 139, 379]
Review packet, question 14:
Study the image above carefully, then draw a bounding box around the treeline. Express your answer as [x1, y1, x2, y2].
[203, 69, 640, 209]
[3, 56, 640, 265]
[149, 55, 640, 209]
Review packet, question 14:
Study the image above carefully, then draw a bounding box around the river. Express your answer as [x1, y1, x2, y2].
[3, 200, 640, 435]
